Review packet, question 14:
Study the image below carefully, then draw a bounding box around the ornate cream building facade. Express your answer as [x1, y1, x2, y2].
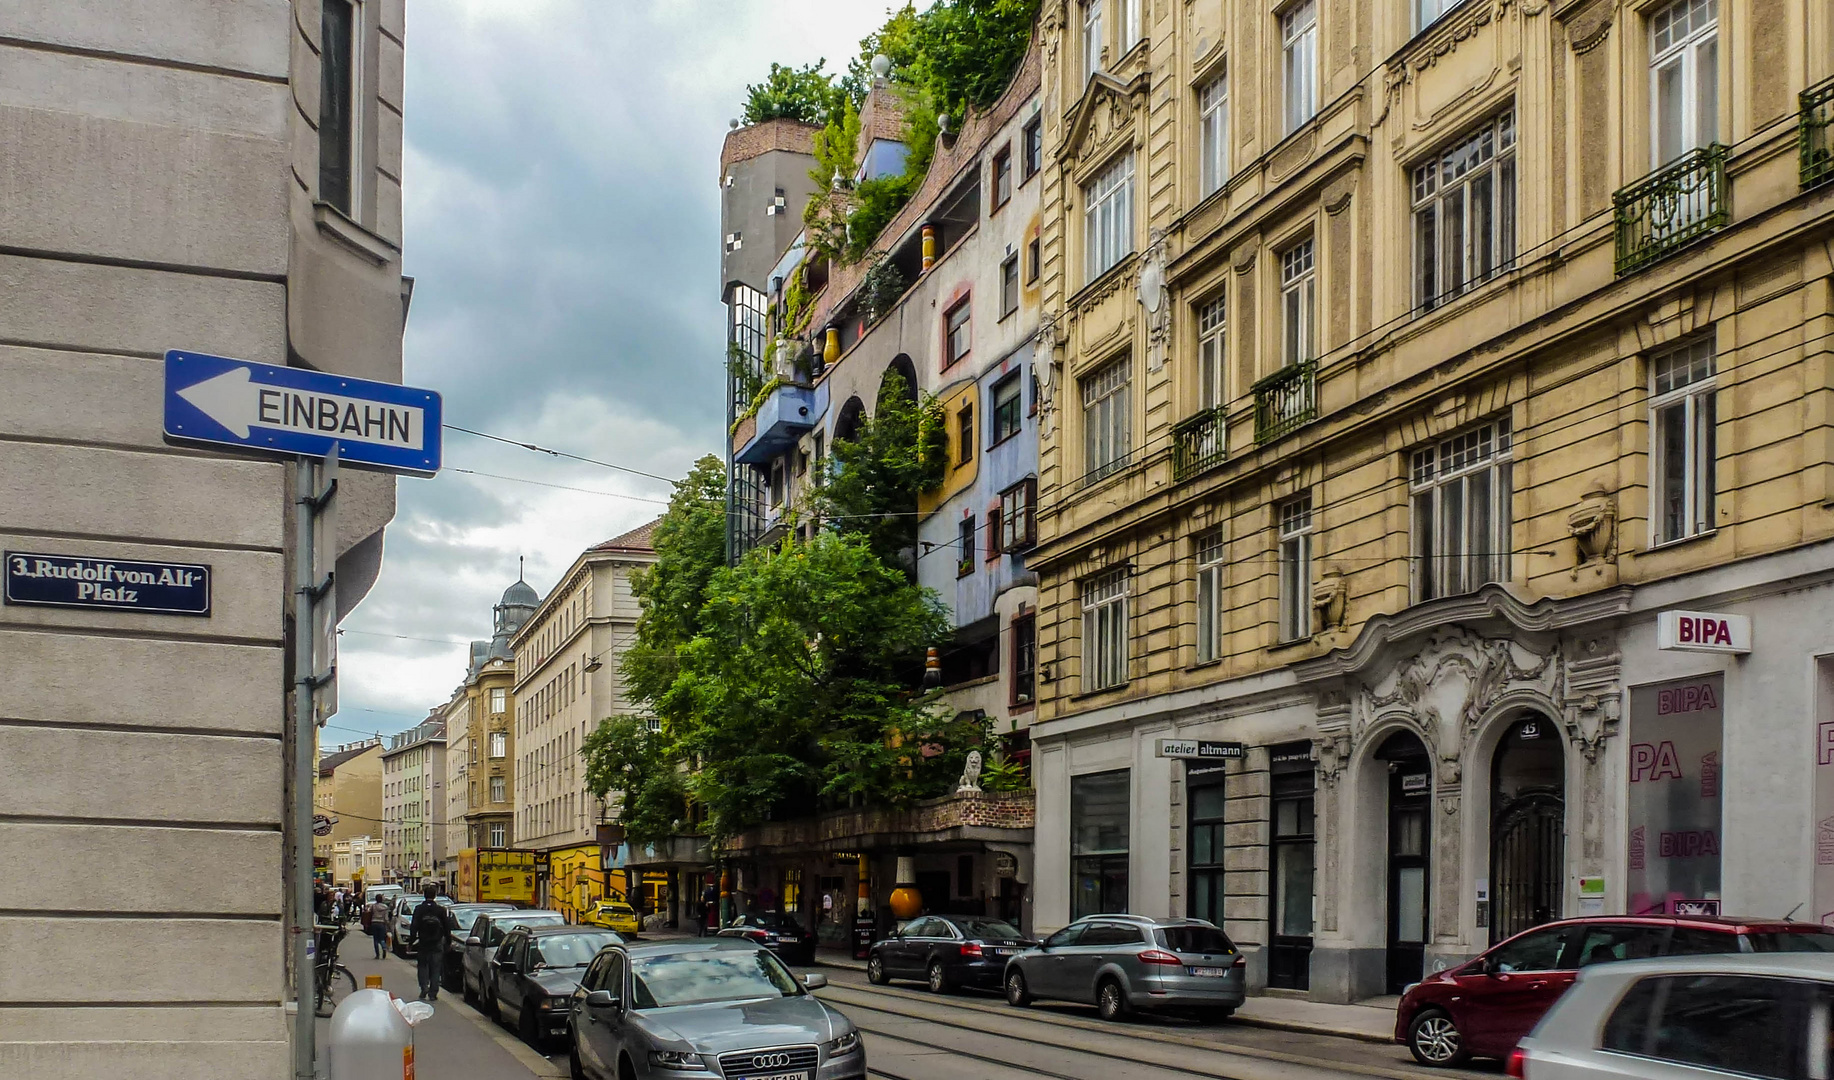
[1025, 0, 1834, 1001]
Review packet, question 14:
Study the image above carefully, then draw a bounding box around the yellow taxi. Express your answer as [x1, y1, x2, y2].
[582, 898, 641, 936]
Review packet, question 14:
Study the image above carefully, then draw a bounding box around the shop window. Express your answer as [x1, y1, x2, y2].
[1268, 742, 1316, 990]
[1071, 770, 1130, 918]
[1187, 767, 1228, 927]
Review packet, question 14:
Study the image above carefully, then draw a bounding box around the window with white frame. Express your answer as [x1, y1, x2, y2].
[1413, 112, 1516, 311]
[1650, 0, 1717, 167]
[1082, 357, 1132, 481]
[1084, 153, 1136, 281]
[1417, 0, 1466, 32]
[1194, 530, 1227, 663]
[1278, 497, 1314, 641]
[1197, 294, 1227, 410]
[1280, 240, 1316, 369]
[1000, 478, 1038, 551]
[1083, 0, 1106, 81]
[1281, 0, 1318, 134]
[1200, 74, 1230, 197]
[489, 687, 507, 715]
[1651, 337, 1716, 544]
[488, 822, 506, 847]
[1082, 568, 1130, 691]
[1121, 0, 1142, 52]
[1410, 419, 1513, 601]
[489, 730, 506, 759]
[490, 775, 507, 804]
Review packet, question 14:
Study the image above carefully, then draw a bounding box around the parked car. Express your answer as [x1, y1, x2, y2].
[463, 909, 566, 1009]
[441, 903, 516, 993]
[389, 893, 453, 957]
[1001, 915, 1245, 1022]
[581, 898, 642, 937]
[1514, 952, 1834, 1080]
[717, 911, 816, 966]
[491, 926, 622, 1050]
[1396, 914, 1834, 1067]
[565, 939, 863, 1080]
[867, 914, 1035, 993]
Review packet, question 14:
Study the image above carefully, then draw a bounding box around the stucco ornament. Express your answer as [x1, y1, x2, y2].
[1312, 567, 1347, 632]
[956, 750, 984, 794]
[1033, 313, 1061, 436]
[1563, 692, 1620, 763]
[1358, 628, 1563, 785]
[1567, 482, 1617, 575]
[1137, 234, 1171, 370]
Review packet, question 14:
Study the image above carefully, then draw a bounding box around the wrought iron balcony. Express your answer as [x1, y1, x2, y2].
[1252, 360, 1316, 444]
[1612, 144, 1729, 276]
[1172, 407, 1227, 481]
[1803, 76, 1834, 191]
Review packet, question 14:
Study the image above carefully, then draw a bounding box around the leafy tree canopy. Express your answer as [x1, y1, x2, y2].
[741, 60, 847, 127]
[620, 455, 728, 718]
[816, 371, 947, 573]
[581, 717, 686, 849]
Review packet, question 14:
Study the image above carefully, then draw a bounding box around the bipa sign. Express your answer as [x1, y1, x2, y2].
[1657, 610, 1751, 654]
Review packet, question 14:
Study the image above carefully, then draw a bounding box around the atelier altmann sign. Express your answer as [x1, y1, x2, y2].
[1627, 673, 1724, 915]
[1156, 738, 1246, 760]
[1657, 610, 1752, 654]
[5, 551, 210, 616]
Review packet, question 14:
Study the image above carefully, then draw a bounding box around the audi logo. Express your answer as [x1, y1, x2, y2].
[750, 1052, 793, 1070]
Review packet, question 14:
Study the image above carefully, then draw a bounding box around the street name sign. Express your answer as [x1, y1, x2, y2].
[1156, 738, 1246, 760]
[5, 550, 210, 615]
[163, 350, 442, 475]
[1657, 610, 1751, 654]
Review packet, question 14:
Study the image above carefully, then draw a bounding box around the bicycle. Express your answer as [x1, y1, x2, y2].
[314, 924, 357, 1017]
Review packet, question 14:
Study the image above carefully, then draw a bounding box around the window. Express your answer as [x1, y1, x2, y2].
[1268, 746, 1317, 989]
[1083, 0, 1105, 81]
[1278, 497, 1313, 641]
[1603, 974, 1813, 1080]
[488, 822, 506, 847]
[1026, 237, 1041, 284]
[945, 300, 972, 367]
[1121, 0, 1142, 51]
[1022, 117, 1043, 180]
[1411, 419, 1513, 600]
[1571, 924, 1669, 966]
[1281, 0, 1317, 134]
[1084, 153, 1135, 281]
[957, 403, 975, 464]
[1651, 337, 1716, 544]
[1000, 478, 1038, 551]
[992, 147, 1014, 208]
[1082, 358, 1132, 481]
[1187, 776, 1228, 926]
[768, 456, 786, 508]
[1199, 74, 1230, 196]
[489, 776, 506, 803]
[489, 688, 507, 715]
[1000, 254, 1020, 318]
[1011, 614, 1037, 705]
[992, 373, 1024, 444]
[319, 0, 358, 215]
[1417, 0, 1465, 31]
[958, 517, 977, 577]
[1197, 294, 1227, 410]
[1281, 240, 1316, 370]
[1081, 567, 1129, 691]
[1491, 925, 1572, 973]
[1413, 113, 1516, 311]
[489, 730, 507, 758]
[1194, 530, 1226, 662]
[1650, 0, 1718, 167]
[1071, 770, 1130, 918]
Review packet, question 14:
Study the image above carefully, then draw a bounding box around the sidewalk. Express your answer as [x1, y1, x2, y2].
[811, 946, 1397, 1044]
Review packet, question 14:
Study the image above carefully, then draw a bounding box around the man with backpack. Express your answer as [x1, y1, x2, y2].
[408, 884, 455, 1001]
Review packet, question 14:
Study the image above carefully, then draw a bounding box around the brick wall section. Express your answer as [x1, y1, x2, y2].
[720, 118, 821, 174]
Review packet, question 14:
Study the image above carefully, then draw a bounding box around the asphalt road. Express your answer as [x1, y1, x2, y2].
[315, 947, 1499, 1080]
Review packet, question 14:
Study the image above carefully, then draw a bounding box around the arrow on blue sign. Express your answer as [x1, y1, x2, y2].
[163, 350, 441, 475]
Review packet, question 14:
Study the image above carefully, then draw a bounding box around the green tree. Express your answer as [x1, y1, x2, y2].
[816, 372, 946, 573]
[666, 532, 964, 839]
[581, 717, 686, 848]
[741, 61, 844, 127]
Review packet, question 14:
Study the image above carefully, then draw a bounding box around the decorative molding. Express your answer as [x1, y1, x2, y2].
[1375, 0, 1503, 126]
[1321, 172, 1358, 215]
[1059, 72, 1147, 172]
[1231, 239, 1260, 274]
[1562, 0, 1615, 54]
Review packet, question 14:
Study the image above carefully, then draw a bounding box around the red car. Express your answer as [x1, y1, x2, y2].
[1396, 914, 1834, 1066]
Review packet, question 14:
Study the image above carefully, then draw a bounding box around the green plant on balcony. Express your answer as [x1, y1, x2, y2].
[1802, 76, 1834, 190]
[1252, 361, 1317, 443]
[859, 251, 909, 323]
[1612, 144, 1729, 276]
[1172, 406, 1227, 481]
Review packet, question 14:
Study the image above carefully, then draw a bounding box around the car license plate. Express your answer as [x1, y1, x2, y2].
[780, 936, 801, 943]
[1189, 966, 1228, 977]
[735, 1073, 808, 1080]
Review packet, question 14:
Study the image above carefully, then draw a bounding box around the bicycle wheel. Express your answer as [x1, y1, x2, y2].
[315, 965, 357, 1017]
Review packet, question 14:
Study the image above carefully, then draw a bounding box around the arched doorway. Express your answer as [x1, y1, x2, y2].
[1489, 715, 1565, 945]
[880, 355, 918, 406]
[834, 396, 866, 443]
[1377, 730, 1433, 994]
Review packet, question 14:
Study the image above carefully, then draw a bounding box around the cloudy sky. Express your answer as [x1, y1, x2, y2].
[323, 1, 887, 744]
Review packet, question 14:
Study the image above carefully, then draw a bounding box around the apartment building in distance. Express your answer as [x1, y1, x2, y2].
[314, 739, 384, 874]
[509, 522, 658, 920]
[440, 703, 472, 888]
[1023, 0, 1834, 1002]
[0, 2, 410, 1073]
[381, 717, 447, 888]
[450, 575, 538, 851]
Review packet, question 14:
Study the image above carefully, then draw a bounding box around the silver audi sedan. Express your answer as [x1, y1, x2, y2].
[565, 939, 865, 1080]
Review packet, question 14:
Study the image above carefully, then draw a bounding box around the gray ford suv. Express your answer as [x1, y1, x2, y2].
[1002, 914, 1246, 1022]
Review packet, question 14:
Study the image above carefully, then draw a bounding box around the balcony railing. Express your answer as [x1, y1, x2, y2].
[1253, 360, 1317, 444]
[1172, 407, 1227, 481]
[1612, 144, 1729, 276]
[1803, 76, 1834, 191]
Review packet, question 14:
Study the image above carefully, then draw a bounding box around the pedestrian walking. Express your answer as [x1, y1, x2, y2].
[407, 883, 454, 1001]
[364, 893, 391, 959]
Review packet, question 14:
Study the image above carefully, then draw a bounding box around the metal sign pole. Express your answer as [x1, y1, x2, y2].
[291, 454, 318, 1080]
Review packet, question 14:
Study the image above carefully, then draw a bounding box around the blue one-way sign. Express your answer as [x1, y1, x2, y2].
[163, 350, 441, 474]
